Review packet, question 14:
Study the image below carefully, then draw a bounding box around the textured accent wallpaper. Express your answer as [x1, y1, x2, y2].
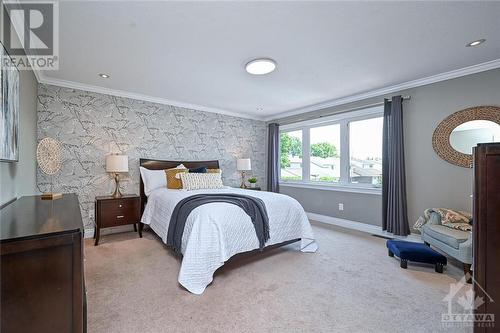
[37, 84, 267, 229]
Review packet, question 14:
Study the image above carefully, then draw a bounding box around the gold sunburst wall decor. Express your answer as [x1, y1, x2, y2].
[37, 137, 63, 199]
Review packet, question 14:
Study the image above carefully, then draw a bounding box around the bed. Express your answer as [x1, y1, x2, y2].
[139, 158, 318, 294]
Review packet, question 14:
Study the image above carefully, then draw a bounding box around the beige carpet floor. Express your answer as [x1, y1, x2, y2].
[84, 222, 472, 333]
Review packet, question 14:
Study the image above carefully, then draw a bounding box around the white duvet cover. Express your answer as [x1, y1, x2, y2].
[141, 187, 317, 294]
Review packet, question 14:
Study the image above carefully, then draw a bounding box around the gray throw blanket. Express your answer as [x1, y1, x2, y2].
[167, 193, 270, 254]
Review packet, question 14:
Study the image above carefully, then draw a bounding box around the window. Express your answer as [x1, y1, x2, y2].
[279, 106, 383, 191]
[349, 117, 383, 186]
[310, 124, 340, 182]
[280, 130, 302, 181]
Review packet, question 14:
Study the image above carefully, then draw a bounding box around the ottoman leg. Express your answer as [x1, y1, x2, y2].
[400, 259, 408, 269]
[388, 249, 394, 257]
[435, 263, 444, 273]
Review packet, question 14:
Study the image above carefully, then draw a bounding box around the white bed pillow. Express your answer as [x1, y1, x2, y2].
[180, 172, 224, 190]
[140, 167, 167, 196]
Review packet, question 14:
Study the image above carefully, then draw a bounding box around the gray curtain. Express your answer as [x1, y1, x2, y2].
[267, 123, 280, 192]
[382, 96, 410, 236]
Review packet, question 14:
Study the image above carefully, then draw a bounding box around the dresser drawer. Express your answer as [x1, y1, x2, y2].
[99, 198, 139, 213]
[97, 198, 140, 227]
[108, 212, 138, 226]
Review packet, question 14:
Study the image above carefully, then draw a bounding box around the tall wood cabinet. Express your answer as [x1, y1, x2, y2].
[473, 143, 500, 332]
[0, 194, 86, 333]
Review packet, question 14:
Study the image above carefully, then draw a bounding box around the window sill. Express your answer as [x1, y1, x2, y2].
[279, 181, 382, 195]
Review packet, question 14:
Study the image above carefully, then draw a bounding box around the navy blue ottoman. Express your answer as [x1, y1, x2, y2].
[386, 239, 447, 273]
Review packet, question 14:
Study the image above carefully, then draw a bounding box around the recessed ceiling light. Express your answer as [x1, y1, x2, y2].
[245, 58, 276, 75]
[466, 39, 486, 47]
[98, 73, 110, 78]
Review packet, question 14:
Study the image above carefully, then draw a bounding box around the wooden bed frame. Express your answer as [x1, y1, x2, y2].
[139, 158, 220, 212]
[138, 158, 299, 249]
[138, 158, 220, 236]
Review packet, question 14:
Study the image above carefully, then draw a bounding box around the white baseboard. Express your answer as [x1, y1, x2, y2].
[83, 213, 421, 243]
[306, 212, 422, 243]
[84, 228, 94, 239]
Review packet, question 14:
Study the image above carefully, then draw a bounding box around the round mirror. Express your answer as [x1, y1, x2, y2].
[449, 120, 500, 154]
[432, 106, 500, 168]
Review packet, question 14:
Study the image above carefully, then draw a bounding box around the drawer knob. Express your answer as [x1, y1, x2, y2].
[118, 204, 123, 208]
[117, 215, 124, 219]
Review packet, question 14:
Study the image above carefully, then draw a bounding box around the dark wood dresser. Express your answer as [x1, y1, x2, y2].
[0, 194, 85, 333]
[473, 143, 500, 333]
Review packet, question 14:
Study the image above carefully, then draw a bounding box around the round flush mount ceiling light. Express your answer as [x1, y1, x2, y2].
[245, 58, 276, 75]
[466, 39, 486, 47]
[98, 73, 110, 78]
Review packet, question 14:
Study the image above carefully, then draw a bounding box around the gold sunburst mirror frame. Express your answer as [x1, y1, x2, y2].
[432, 106, 500, 168]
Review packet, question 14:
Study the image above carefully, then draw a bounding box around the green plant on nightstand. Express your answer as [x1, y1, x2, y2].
[248, 177, 258, 188]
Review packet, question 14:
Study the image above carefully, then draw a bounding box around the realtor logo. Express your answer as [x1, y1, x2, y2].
[442, 273, 495, 329]
[1, 0, 59, 69]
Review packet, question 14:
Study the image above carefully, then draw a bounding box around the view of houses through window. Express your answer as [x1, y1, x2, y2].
[310, 124, 340, 182]
[349, 117, 383, 186]
[279, 107, 383, 188]
[280, 130, 303, 180]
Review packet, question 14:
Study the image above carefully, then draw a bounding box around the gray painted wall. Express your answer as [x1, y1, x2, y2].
[276, 68, 500, 229]
[280, 186, 382, 226]
[0, 15, 39, 207]
[37, 84, 267, 229]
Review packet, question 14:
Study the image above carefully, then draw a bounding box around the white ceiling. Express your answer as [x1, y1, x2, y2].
[38, 1, 500, 120]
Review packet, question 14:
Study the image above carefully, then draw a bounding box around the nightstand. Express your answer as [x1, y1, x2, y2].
[94, 194, 141, 245]
[246, 187, 261, 191]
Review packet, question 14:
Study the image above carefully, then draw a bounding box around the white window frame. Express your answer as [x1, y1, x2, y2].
[279, 105, 383, 195]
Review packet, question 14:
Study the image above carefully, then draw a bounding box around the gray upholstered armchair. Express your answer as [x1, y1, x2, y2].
[420, 212, 472, 279]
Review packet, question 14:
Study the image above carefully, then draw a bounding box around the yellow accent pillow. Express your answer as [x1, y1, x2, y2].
[207, 168, 221, 174]
[165, 169, 188, 189]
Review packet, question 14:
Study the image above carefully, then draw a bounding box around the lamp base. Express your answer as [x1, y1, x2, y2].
[240, 171, 247, 189]
[111, 188, 123, 198]
[111, 173, 123, 198]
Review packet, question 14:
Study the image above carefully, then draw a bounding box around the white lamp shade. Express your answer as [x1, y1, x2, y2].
[237, 158, 251, 171]
[105, 154, 129, 173]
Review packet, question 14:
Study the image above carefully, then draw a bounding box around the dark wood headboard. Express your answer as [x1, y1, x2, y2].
[139, 158, 220, 213]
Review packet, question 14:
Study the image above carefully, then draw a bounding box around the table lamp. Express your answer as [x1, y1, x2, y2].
[237, 158, 251, 188]
[105, 154, 129, 197]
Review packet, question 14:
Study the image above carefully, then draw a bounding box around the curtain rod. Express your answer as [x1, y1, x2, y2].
[277, 95, 411, 125]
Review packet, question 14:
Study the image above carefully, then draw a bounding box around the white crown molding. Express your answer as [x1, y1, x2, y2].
[34, 57, 500, 123]
[6, 2, 500, 122]
[5, 0, 261, 120]
[265, 58, 500, 122]
[31, 65, 42, 83]
[37, 73, 264, 121]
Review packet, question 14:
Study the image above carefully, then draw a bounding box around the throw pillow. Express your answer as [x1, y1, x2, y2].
[180, 172, 224, 190]
[165, 169, 188, 189]
[190, 166, 207, 173]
